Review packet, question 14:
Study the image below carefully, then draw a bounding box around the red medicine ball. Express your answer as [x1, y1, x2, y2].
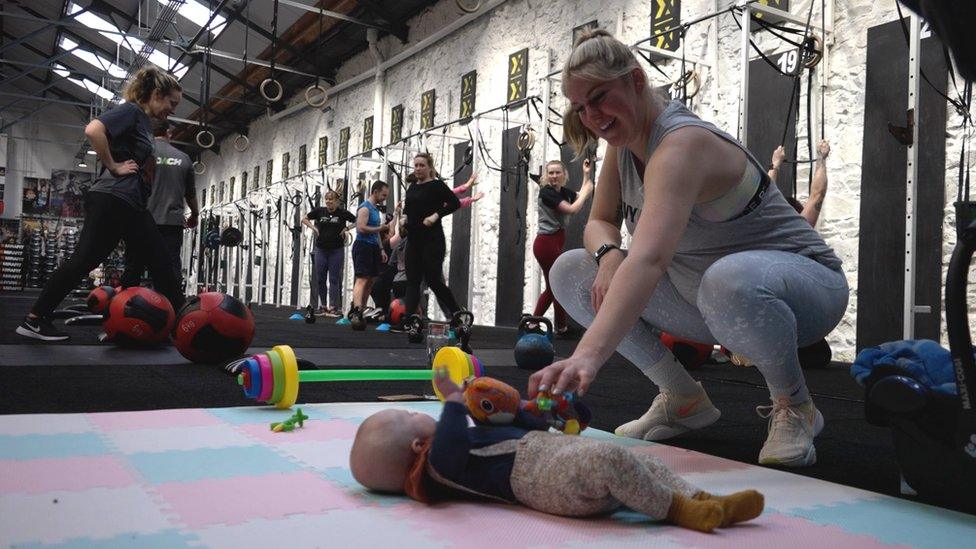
[174, 292, 255, 363]
[103, 287, 175, 346]
[87, 285, 117, 314]
[389, 298, 422, 325]
[660, 332, 713, 370]
[389, 298, 407, 325]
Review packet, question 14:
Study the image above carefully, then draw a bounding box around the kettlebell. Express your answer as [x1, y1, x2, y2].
[406, 314, 426, 344]
[515, 315, 555, 371]
[451, 310, 475, 354]
[350, 309, 366, 331]
[304, 305, 316, 324]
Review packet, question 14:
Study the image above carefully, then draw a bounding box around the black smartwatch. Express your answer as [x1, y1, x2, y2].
[594, 243, 621, 265]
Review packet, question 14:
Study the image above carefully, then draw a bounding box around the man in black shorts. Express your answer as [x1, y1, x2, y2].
[350, 180, 390, 322]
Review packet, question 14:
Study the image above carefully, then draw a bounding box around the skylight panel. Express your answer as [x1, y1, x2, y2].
[53, 64, 117, 101]
[155, 0, 228, 36]
[59, 37, 128, 79]
[68, 3, 188, 77]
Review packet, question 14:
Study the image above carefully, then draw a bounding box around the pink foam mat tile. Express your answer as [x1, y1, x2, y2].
[86, 409, 225, 432]
[273, 439, 355, 471]
[238, 418, 360, 444]
[0, 485, 176, 546]
[154, 470, 362, 528]
[0, 455, 136, 495]
[193, 508, 449, 548]
[389, 500, 660, 549]
[681, 465, 884, 513]
[0, 413, 94, 436]
[105, 424, 255, 455]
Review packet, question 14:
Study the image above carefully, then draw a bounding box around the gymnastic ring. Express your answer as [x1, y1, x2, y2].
[260, 78, 284, 102]
[196, 130, 216, 149]
[455, 0, 482, 13]
[192, 160, 207, 175]
[801, 35, 823, 69]
[343, 231, 353, 247]
[305, 84, 328, 107]
[233, 133, 250, 152]
[516, 125, 536, 152]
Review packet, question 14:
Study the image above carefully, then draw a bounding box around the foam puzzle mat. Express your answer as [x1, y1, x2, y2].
[2, 401, 975, 548]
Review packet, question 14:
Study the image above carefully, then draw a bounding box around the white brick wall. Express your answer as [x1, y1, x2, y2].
[195, 0, 973, 361]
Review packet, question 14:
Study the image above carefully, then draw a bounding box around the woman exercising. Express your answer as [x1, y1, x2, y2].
[390, 153, 462, 331]
[302, 190, 356, 317]
[532, 159, 593, 336]
[17, 67, 186, 341]
[528, 30, 847, 468]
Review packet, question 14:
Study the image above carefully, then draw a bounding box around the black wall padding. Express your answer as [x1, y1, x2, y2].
[449, 141, 473, 308]
[747, 57, 798, 198]
[856, 19, 946, 350]
[495, 127, 529, 326]
[559, 143, 596, 251]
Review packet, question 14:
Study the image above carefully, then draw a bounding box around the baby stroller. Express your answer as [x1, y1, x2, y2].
[857, 220, 976, 511]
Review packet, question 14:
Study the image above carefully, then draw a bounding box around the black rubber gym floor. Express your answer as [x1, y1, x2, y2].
[0, 290, 966, 515]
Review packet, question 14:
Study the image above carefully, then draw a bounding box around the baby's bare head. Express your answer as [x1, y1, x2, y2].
[349, 409, 436, 493]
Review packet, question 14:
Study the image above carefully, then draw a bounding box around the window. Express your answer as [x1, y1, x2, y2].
[68, 3, 188, 78]
[58, 37, 127, 79]
[154, 0, 228, 37]
[52, 64, 115, 101]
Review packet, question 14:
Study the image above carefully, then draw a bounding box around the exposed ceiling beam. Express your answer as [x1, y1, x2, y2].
[0, 3, 89, 56]
[0, 46, 81, 90]
[0, 9, 139, 39]
[215, 1, 319, 72]
[1, 102, 57, 133]
[0, 91, 99, 109]
[0, 74, 77, 116]
[177, 0, 355, 133]
[278, 0, 401, 39]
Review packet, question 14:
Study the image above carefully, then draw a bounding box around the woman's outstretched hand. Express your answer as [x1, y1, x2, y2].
[527, 355, 602, 398]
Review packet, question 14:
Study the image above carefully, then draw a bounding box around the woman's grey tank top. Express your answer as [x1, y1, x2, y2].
[617, 100, 842, 305]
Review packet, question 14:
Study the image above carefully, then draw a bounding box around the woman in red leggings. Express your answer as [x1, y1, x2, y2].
[532, 159, 593, 335]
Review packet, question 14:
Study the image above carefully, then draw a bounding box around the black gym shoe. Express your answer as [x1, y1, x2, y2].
[16, 316, 69, 341]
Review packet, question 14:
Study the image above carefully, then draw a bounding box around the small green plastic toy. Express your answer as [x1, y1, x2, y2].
[270, 407, 309, 432]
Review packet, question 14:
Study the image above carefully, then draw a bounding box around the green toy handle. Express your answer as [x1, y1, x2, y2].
[298, 369, 434, 382]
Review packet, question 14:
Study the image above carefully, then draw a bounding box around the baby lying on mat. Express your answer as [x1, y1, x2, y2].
[349, 372, 764, 533]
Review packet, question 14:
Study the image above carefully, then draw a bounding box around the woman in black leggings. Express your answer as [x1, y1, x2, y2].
[17, 67, 186, 341]
[391, 153, 462, 331]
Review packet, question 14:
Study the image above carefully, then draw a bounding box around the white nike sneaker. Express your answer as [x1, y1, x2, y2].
[615, 382, 722, 441]
[757, 398, 824, 467]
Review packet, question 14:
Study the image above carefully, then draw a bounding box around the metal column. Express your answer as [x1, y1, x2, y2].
[737, 1, 751, 145]
[903, 13, 922, 339]
[466, 116, 480, 313]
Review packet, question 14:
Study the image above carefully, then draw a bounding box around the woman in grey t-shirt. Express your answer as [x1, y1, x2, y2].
[17, 67, 186, 342]
[528, 30, 848, 469]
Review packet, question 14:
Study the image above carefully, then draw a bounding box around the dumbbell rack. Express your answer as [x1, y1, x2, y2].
[26, 230, 42, 288]
[41, 231, 58, 286]
[59, 225, 88, 290]
[1, 243, 25, 291]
